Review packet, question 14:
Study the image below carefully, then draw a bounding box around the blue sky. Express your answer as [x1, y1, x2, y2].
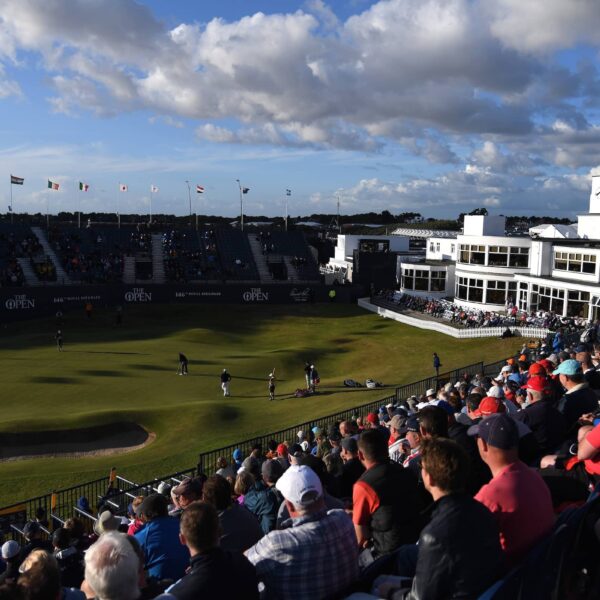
[1, 0, 600, 219]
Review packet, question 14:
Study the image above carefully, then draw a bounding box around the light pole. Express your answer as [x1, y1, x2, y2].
[185, 180, 192, 227]
[236, 179, 244, 231]
[285, 189, 291, 231]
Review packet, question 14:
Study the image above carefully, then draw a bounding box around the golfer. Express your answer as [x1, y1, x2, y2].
[221, 369, 231, 397]
[178, 353, 188, 375]
[268, 371, 276, 401]
[55, 330, 63, 352]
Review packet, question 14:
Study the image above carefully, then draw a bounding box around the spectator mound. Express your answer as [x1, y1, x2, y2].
[0, 421, 152, 461]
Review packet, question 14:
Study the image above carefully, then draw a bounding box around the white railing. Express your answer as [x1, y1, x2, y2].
[358, 298, 550, 340]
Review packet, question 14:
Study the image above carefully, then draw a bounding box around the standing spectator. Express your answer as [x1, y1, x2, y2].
[55, 330, 63, 352]
[433, 352, 441, 376]
[469, 414, 555, 566]
[379, 438, 504, 600]
[353, 429, 420, 558]
[168, 502, 258, 600]
[244, 460, 284, 535]
[83, 532, 140, 600]
[134, 494, 189, 581]
[220, 369, 231, 397]
[201, 475, 263, 553]
[246, 465, 359, 600]
[215, 457, 236, 482]
[232, 448, 244, 471]
[339, 437, 365, 499]
[268, 372, 276, 401]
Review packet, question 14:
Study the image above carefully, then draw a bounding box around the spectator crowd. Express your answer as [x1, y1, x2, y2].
[2, 341, 600, 599]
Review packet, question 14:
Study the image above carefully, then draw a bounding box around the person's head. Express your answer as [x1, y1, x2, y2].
[1, 540, 20, 564]
[138, 494, 168, 522]
[553, 359, 584, 389]
[418, 405, 448, 439]
[323, 452, 344, 477]
[468, 413, 520, 468]
[64, 518, 84, 542]
[358, 429, 388, 466]
[130, 496, 144, 519]
[84, 532, 140, 600]
[202, 475, 232, 511]
[51, 528, 71, 551]
[400, 416, 420, 449]
[179, 502, 219, 556]
[34, 507, 46, 523]
[22, 522, 42, 542]
[420, 438, 469, 500]
[172, 477, 204, 508]
[233, 471, 255, 497]
[261, 459, 284, 487]
[17, 550, 60, 600]
[340, 437, 358, 462]
[339, 421, 353, 437]
[388, 414, 405, 439]
[216, 456, 228, 470]
[466, 392, 483, 416]
[275, 465, 324, 518]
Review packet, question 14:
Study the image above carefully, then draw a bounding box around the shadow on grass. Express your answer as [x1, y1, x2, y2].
[76, 370, 127, 377]
[127, 364, 172, 372]
[30, 376, 82, 385]
[72, 350, 151, 356]
[214, 405, 241, 421]
[188, 359, 217, 366]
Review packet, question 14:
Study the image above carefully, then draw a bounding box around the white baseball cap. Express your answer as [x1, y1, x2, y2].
[276, 465, 323, 507]
[2, 540, 20, 560]
[487, 385, 504, 399]
[425, 388, 435, 397]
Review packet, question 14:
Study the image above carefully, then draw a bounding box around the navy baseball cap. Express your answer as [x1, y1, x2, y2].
[399, 415, 420, 435]
[468, 414, 519, 450]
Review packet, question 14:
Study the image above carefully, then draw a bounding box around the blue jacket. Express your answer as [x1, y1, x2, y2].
[135, 516, 189, 581]
[243, 480, 282, 535]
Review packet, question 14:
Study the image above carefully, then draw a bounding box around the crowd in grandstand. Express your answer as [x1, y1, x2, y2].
[375, 290, 591, 332]
[1, 341, 600, 599]
[162, 230, 221, 282]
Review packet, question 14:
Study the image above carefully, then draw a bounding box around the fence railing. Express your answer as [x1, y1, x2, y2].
[0, 356, 510, 538]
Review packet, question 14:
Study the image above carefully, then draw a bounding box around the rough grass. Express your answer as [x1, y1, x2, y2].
[0, 303, 522, 505]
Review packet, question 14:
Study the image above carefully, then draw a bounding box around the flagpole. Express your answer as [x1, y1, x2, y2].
[150, 188, 153, 225]
[236, 179, 244, 231]
[77, 181, 81, 229]
[117, 183, 120, 229]
[185, 181, 192, 228]
[10, 179, 13, 224]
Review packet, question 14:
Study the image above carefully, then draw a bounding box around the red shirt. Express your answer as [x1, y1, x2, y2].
[584, 424, 600, 475]
[352, 479, 379, 526]
[475, 461, 554, 565]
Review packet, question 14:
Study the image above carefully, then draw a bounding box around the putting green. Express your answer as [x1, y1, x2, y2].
[0, 303, 522, 505]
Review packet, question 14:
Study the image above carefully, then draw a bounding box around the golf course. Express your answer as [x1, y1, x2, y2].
[0, 303, 523, 506]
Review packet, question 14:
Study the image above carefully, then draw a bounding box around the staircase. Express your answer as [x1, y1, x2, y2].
[283, 256, 300, 281]
[247, 235, 273, 282]
[30, 226, 72, 285]
[151, 234, 166, 284]
[123, 256, 136, 284]
[16, 257, 41, 286]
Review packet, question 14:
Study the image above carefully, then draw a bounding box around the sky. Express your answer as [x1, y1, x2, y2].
[1, 0, 600, 219]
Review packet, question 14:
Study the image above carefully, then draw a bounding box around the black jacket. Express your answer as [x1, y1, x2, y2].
[169, 548, 258, 600]
[516, 399, 566, 455]
[404, 493, 504, 600]
[558, 386, 598, 430]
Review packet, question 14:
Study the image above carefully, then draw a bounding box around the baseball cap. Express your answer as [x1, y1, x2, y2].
[1, 541, 20, 560]
[297, 430, 306, 439]
[389, 414, 405, 431]
[93, 511, 121, 536]
[473, 396, 506, 417]
[276, 443, 288, 456]
[575, 344, 588, 353]
[288, 443, 303, 457]
[366, 413, 378, 425]
[300, 440, 310, 452]
[311, 426, 321, 435]
[487, 385, 504, 399]
[341, 437, 358, 453]
[553, 359, 582, 376]
[538, 359, 554, 373]
[172, 477, 204, 497]
[232, 448, 243, 461]
[528, 363, 546, 377]
[435, 400, 454, 416]
[468, 414, 519, 450]
[262, 459, 284, 483]
[525, 376, 550, 394]
[275, 465, 323, 507]
[425, 388, 435, 397]
[157, 481, 171, 496]
[22, 521, 40, 538]
[400, 415, 419, 435]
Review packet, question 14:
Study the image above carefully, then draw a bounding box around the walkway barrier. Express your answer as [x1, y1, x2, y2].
[359, 297, 552, 340]
[0, 356, 511, 537]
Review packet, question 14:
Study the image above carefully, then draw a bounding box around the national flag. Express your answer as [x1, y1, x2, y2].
[286, 189, 291, 196]
[242, 187, 250, 194]
[119, 184, 128, 192]
[48, 180, 59, 190]
[151, 185, 159, 193]
[79, 182, 89, 191]
[8, 205, 12, 212]
[196, 185, 204, 194]
[10, 175, 24, 185]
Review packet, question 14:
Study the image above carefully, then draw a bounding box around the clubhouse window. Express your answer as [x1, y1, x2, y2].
[566, 290, 590, 318]
[554, 251, 596, 274]
[430, 271, 446, 292]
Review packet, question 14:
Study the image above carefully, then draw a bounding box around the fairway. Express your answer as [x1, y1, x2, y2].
[0, 303, 522, 505]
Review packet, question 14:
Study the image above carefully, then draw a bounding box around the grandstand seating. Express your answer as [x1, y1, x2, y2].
[215, 227, 260, 280]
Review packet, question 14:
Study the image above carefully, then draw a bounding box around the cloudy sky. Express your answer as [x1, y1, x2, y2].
[1, 0, 600, 219]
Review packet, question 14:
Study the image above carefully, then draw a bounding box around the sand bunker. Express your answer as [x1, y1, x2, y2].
[0, 422, 154, 462]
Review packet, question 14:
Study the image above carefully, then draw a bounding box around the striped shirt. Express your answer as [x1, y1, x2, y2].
[246, 509, 358, 600]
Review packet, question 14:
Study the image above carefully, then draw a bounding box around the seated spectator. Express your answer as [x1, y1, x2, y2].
[52, 528, 84, 588]
[201, 475, 263, 553]
[353, 429, 420, 559]
[373, 438, 504, 600]
[170, 477, 203, 516]
[93, 512, 120, 537]
[275, 443, 290, 472]
[553, 360, 599, 429]
[339, 437, 366, 499]
[134, 494, 189, 581]
[215, 457, 236, 482]
[127, 496, 145, 537]
[168, 502, 258, 600]
[469, 414, 555, 565]
[246, 465, 358, 599]
[243, 460, 284, 535]
[20, 522, 52, 562]
[83, 532, 140, 600]
[233, 470, 255, 506]
[0, 541, 21, 585]
[323, 451, 344, 497]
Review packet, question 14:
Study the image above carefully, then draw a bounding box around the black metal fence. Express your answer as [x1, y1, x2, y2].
[0, 356, 510, 539]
